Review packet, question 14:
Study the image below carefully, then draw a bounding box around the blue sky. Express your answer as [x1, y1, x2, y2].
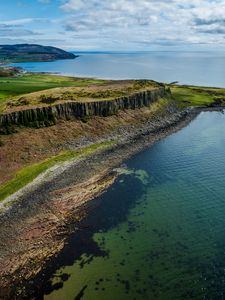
[1, 0, 225, 51]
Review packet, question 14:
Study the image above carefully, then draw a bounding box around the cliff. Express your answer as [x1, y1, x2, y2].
[0, 87, 168, 132]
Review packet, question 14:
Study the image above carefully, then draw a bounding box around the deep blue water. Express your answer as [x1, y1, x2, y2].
[11, 51, 225, 87]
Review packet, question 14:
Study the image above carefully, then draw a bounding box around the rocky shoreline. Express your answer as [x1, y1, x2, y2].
[0, 104, 199, 299]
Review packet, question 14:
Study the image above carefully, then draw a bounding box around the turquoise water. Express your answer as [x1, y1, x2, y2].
[31, 110, 225, 299]
[11, 51, 225, 87]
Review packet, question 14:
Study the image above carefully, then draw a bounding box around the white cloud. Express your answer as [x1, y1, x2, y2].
[2, 18, 36, 26]
[3, 0, 225, 50]
[0, 27, 41, 37]
[58, 0, 225, 50]
[2, 18, 49, 26]
[0, 22, 43, 39]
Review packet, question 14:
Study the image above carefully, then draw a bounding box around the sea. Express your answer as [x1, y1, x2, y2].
[11, 51, 225, 87]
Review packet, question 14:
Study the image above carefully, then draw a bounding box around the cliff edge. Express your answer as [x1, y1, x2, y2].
[0, 80, 170, 132]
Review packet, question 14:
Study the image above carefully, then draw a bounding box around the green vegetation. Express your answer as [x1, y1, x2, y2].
[59, 80, 160, 101]
[0, 140, 115, 202]
[1, 71, 225, 112]
[0, 76, 162, 112]
[0, 44, 76, 63]
[170, 85, 225, 107]
[0, 73, 104, 111]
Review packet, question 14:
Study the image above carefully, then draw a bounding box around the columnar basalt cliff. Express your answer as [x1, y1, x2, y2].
[0, 87, 168, 130]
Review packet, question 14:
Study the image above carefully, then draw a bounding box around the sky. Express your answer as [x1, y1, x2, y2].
[1, 0, 225, 51]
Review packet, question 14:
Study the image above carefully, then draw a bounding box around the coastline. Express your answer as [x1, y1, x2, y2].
[0, 103, 200, 299]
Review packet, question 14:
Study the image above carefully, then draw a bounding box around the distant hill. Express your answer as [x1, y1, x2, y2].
[0, 44, 77, 62]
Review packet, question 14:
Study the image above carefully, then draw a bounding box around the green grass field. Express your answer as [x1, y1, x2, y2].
[0, 140, 115, 203]
[0, 73, 104, 111]
[170, 85, 225, 107]
[0, 75, 163, 112]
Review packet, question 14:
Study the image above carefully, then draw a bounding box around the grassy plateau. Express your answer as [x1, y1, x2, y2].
[0, 73, 104, 111]
[0, 73, 225, 112]
[170, 85, 225, 107]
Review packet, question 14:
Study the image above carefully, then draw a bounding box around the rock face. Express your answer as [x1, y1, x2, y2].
[0, 87, 168, 131]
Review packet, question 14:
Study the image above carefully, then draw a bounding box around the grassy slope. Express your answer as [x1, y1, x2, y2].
[0, 141, 115, 202]
[170, 85, 225, 107]
[0, 73, 104, 111]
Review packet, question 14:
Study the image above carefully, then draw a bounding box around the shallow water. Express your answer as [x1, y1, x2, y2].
[12, 51, 225, 87]
[28, 110, 225, 300]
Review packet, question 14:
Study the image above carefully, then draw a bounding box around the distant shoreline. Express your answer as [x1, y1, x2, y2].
[0, 44, 78, 64]
[8, 51, 225, 89]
